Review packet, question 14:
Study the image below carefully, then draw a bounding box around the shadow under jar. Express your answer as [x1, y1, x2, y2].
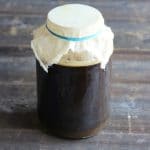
[36, 60, 111, 139]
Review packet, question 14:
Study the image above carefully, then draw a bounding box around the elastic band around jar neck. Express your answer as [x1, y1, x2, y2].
[45, 24, 100, 42]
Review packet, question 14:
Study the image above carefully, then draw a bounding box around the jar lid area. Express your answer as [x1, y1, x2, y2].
[48, 4, 104, 29]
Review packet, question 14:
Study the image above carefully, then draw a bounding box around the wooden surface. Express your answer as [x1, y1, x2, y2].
[0, 0, 150, 149]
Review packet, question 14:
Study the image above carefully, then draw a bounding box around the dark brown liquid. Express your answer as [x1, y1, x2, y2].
[36, 60, 111, 138]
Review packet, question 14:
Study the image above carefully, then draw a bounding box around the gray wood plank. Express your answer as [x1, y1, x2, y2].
[0, 82, 150, 118]
[0, 127, 150, 150]
[112, 53, 150, 83]
[0, 52, 150, 84]
[0, 56, 35, 83]
[0, 1, 150, 50]
[0, 1, 150, 149]
[0, 14, 150, 50]
[0, 84, 36, 113]
[0, 0, 150, 22]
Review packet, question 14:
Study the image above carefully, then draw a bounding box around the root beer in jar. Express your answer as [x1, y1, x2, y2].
[31, 4, 114, 138]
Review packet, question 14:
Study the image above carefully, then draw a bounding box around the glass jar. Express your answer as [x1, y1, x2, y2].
[36, 60, 111, 138]
[31, 4, 114, 139]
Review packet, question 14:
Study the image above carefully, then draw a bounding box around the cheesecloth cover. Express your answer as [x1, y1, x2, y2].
[31, 4, 114, 72]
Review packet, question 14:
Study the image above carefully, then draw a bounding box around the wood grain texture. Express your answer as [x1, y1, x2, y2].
[0, 17, 150, 50]
[0, 1, 150, 50]
[0, 52, 150, 84]
[0, 0, 150, 21]
[0, 0, 150, 149]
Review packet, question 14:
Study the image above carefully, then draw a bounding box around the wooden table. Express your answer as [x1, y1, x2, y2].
[0, 0, 150, 149]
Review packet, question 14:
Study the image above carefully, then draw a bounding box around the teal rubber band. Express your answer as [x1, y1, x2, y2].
[46, 24, 100, 42]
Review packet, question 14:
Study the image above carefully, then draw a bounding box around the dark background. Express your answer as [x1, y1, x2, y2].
[0, 0, 150, 149]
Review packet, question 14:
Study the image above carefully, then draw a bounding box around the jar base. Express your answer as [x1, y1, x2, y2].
[39, 119, 109, 139]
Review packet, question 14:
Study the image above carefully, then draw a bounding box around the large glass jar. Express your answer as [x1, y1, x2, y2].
[31, 4, 114, 139]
